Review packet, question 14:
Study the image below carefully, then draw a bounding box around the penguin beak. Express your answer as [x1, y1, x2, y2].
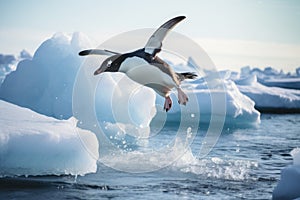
[94, 67, 104, 75]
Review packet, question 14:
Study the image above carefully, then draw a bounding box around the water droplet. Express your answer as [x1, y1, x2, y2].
[187, 127, 192, 133]
[187, 127, 192, 138]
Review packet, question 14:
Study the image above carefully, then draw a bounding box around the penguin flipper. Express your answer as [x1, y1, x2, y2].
[79, 49, 120, 56]
[144, 16, 186, 56]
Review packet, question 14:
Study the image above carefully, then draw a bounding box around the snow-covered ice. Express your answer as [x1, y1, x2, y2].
[0, 54, 16, 85]
[0, 100, 99, 177]
[273, 148, 300, 200]
[239, 66, 300, 90]
[155, 70, 261, 127]
[261, 78, 300, 90]
[238, 80, 300, 112]
[0, 50, 32, 85]
[233, 67, 300, 113]
[0, 33, 90, 119]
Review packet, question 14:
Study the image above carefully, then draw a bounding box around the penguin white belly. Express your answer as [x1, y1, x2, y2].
[119, 56, 176, 90]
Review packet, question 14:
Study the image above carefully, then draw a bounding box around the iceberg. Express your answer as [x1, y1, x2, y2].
[0, 100, 99, 177]
[0, 53, 17, 85]
[273, 148, 300, 200]
[74, 70, 157, 150]
[261, 77, 300, 90]
[239, 66, 300, 90]
[0, 32, 262, 133]
[0, 33, 91, 119]
[0, 50, 32, 86]
[94, 73, 156, 128]
[234, 75, 300, 113]
[156, 70, 261, 127]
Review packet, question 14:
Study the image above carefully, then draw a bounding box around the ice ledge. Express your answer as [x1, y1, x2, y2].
[0, 100, 99, 177]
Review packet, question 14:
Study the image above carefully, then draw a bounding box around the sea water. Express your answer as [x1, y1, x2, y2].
[1, 114, 299, 200]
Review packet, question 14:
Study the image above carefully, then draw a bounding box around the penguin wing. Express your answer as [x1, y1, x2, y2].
[144, 16, 186, 56]
[79, 49, 120, 56]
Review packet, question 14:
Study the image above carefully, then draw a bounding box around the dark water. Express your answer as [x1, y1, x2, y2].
[1, 114, 299, 200]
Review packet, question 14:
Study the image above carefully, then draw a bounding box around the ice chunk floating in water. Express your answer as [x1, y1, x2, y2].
[233, 66, 300, 113]
[235, 75, 300, 113]
[239, 66, 300, 90]
[0, 100, 99, 177]
[158, 71, 261, 127]
[273, 148, 300, 200]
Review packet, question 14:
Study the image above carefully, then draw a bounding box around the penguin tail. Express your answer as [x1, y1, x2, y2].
[177, 72, 197, 81]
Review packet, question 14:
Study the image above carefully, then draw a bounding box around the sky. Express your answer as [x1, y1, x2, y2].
[0, 0, 300, 72]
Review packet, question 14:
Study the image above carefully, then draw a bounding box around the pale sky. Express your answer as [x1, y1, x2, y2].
[0, 0, 300, 72]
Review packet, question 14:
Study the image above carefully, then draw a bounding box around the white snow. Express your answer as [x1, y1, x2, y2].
[0, 100, 99, 177]
[273, 148, 300, 200]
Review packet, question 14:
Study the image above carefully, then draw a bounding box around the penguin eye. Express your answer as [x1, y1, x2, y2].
[106, 60, 112, 67]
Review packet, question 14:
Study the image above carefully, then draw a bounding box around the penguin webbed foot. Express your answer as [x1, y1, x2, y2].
[164, 96, 172, 112]
[177, 88, 188, 105]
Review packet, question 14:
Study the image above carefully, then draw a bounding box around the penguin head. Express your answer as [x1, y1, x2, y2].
[94, 54, 120, 75]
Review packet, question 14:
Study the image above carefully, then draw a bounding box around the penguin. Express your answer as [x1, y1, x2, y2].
[79, 16, 197, 112]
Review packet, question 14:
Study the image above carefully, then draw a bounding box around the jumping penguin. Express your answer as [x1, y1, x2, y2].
[79, 16, 197, 112]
